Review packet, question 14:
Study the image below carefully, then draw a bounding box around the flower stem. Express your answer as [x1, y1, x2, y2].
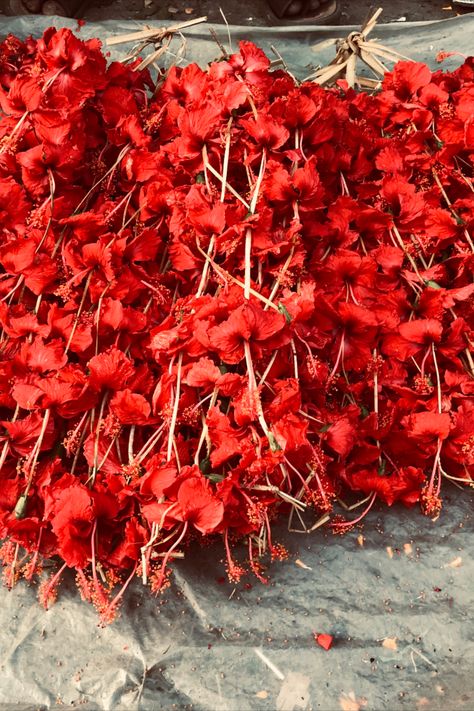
[155, 522, 188, 591]
[332, 491, 377, 529]
[167, 353, 183, 462]
[244, 149, 267, 300]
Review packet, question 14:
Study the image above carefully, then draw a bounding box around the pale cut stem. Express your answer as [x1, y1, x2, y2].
[128, 425, 136, 464]
[97, 433, 120, 473]
[427, 439, 443, 497]
[71, 419, 90, 477]
[95, 284, 111, 356]
[329, 332, 345, 380]
[101, 563, 138, 623]
[167, 353, 183, 462]
[249, 149, 266, 214]
[141, 522, 158, 585]
[65, 271, 92, 354]
[244, 340, 276, 448]
[66, 411, 89, 454]
[201, 145, 211, 193]
[464, 347, 474, 377]
[155, 521, 188, 590]
[244, 227, 252, 300]
[432, 168, 474, 252]
[0, 111, 29, 154]
[373, 348, 379, 416]
[1, 275, 24, 304]
[220, 118, 233, 203]
[17, 409, 51, 517]
[246, 92, 259, 120]
[194, 242, 281, 312]
[391, 224, 423, 279]
[333, 491, 377, 529]
[439, 463, 473, 485]
[91, 392, 109, 484]
[264, 244, 295, 310]
[72, 144, 132, 218]
[105, 189, 135, 236]
[136, 424, 165, 463]
[194, 388, 218, 465]
[42, 562, 67, 607]
[202, 159, 249, 209]
[136, 424, 165, 462]
[431, 343, 442, 414]
[196, 235, 215, 298]
[258, 351, 278, 387]
[35, 171, 55, 254]
[27, 408, 51, 482]
[244, 149, 267, 300]
[0, 404, 19, 470]
[291, 339, 298, 380]
[373, 348, 381, 457]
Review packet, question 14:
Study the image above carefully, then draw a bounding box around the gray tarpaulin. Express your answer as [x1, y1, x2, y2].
[1, 14, 474, 74]
[1, 14, 474, 711]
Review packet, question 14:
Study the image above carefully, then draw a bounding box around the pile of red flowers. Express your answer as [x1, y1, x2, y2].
[0, 27, 473, 623]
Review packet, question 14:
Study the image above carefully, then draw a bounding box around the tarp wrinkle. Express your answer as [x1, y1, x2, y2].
[0, 14, 473, 710]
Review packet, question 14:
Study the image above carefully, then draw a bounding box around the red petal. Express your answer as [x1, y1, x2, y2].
[314, 633, 333, 651]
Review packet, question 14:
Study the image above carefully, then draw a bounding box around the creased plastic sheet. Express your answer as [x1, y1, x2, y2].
[1, 14, 474, 75]
[1, 15, 474, 711]
[1, 493, 473, 711]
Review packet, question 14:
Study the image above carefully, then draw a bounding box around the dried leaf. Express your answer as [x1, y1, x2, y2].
[404, 543, 413, 556]
[312, 61, 348, 86]
[345, 53, 357, 88]
[355, 76, 382, 89]
[382, 637, 398, 650]
[357, 534, 365, 547]
[295, 559, 312, 570]
[312, 38, 338, 52]
[255, 690, 268, 699]
[359, 48, 387, 77]
[339, 692, 367, 711]
[106, 17, 206, 46]
[446, 556, 462, 568]
[361, 7, 383, 37]
[386, 546, 394, 559]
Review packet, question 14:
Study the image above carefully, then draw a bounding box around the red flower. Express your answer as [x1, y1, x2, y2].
[208, 302, 286, 364]
[383, 319, 442, 360]
[176, 476, 224, 534]
[0, 75, 43, 116]
[47, 477, 95, 568]
[88, 348, 135, 391]
[347, 467, 426, 506]
[240, 114, 289, 151]
[384, 61, 432, 99]
[0, 28, 473, 620]
[109, 389, 151, 425]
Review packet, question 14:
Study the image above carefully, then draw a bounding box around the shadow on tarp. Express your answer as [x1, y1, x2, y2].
[1, 14, 474, 711]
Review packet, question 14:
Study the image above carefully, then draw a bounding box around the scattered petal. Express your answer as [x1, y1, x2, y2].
[445, 556, 463, 568]
[295, 559, 312, 570]
[314, 633, 333, 650]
